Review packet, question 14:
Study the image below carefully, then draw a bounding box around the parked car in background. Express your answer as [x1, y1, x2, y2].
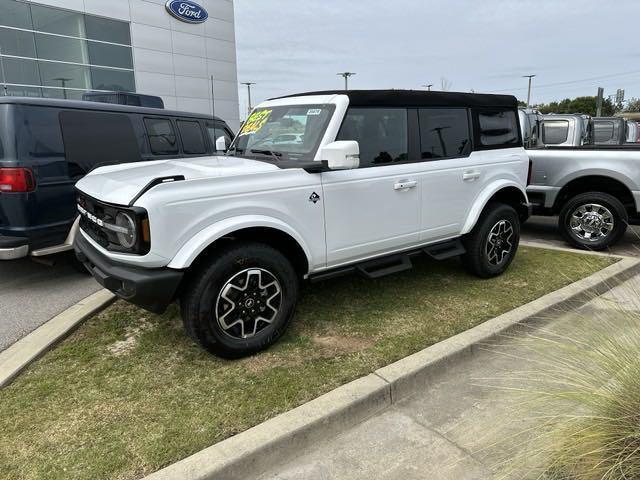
[526, 114, 640, 250]
[626, 120, 639, 144]
[539, 114, 592, 147]
[593, 117, 626, 145]
[518, 108, 543, 148]
[74, 89, 530, 357]
[0, 97, 234, 262]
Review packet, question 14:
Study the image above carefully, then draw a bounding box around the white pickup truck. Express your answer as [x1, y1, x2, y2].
[74, 90, 530, 357]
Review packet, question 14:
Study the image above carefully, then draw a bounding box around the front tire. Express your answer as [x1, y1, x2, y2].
[558, 192, 627, 251]
[461, 203, 520, 278]
[180, 242, 299, 358]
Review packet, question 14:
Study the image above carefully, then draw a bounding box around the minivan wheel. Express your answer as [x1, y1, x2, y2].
[180, 242, 299, 358]
[461, 203, 520, 278]
[559, 192, 627, 251]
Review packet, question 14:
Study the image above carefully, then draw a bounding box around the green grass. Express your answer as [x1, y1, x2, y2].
[0, 247, 614, 480]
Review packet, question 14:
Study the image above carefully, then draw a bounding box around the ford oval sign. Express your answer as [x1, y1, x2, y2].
[165, 1, 208, 24]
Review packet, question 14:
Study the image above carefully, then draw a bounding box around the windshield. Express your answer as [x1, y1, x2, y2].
[228, 104, 335, 161]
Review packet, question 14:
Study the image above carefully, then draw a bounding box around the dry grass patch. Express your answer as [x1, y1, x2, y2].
[0, 247, 614, 480]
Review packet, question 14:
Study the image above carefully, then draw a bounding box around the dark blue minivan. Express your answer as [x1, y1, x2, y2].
[0, 97, 234, 261]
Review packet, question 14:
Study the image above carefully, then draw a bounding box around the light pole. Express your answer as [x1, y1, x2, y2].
[337, 72, 356, 90]
[241, 82, 255, 117]
[421, 84, 433, 91]
[0, 47, 8, 96]
[523, 74, 536, 107]
[53, 77, 72, 99]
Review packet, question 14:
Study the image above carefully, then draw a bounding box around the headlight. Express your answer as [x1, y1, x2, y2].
[115, 212, 137, 249]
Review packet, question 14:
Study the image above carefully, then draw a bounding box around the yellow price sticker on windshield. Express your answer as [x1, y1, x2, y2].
[239, 109, 272, 136]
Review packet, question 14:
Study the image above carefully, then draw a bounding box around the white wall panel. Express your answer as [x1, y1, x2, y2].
[131, 23, 173, 52]
[136, 71, 177, 96]
[173, 55, 208, 78]
[205, 38, 236, 62]
[84, 0, 131, 20]
[174, 75, 210, 99]
[133, 47, 174, 75]
[172, 30, 207, 58]
[130, 0, 171, 28]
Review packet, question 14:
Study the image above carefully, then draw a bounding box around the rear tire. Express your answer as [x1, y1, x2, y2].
[461, 203, 520, 278]
[558, 192, 627, 251]
[180, 242, 299, 358]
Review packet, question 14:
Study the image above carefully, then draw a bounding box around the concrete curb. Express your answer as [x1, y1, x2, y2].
[520, 239, 630, 258]
[143, 254, 640, 480]
[0, 289, 115, 388]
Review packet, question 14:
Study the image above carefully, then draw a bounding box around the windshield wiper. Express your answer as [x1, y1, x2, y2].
[249, 149, 283, 162]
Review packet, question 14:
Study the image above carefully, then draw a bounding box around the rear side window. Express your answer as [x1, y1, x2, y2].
[177, 120, 206, 155]
[419, 108, 470, 159]
[337, 108, 408, 167]
[59, 110, 140, 179]
[144, 118, 178, 155]
[542, 120, 569, 145]
[476, 109, 519, 148]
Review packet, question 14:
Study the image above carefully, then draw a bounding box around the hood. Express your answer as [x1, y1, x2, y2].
[75, 155, 280, 206]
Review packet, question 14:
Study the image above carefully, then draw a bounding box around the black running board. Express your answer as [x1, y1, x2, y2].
[357, 254, 413, 279]
[423, 239, 466, 260]
[308, 239, 466, 283]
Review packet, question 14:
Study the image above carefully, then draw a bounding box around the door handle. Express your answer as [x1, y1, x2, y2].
[462, 171, 481, 181]
[394, 180, 417, 190]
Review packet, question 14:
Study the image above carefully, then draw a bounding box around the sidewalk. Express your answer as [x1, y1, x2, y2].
[258, 274, 640, 480]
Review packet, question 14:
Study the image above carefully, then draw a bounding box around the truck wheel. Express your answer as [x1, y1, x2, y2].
[461, 203, 520, 278]
[180, 242, 299, 358]
[559, 192, 627, 251]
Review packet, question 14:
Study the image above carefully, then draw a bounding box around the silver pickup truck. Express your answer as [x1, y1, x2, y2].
[523, 111, 640, 250]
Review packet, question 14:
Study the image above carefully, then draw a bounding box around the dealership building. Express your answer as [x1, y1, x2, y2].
[0, 0, 240, 129]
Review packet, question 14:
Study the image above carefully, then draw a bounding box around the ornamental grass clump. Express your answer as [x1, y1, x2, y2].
[485, 281, 640, 480]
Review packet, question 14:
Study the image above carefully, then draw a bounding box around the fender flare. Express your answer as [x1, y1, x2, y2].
[461, 180, 528, 235]
[167, 215, 314, 270]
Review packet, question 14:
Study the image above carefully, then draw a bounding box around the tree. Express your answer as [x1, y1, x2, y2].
[624, 98, 640, 113]
[534, 96, 615, 117]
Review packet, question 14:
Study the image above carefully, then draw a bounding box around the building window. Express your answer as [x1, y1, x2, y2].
[0, 0, 135, 99]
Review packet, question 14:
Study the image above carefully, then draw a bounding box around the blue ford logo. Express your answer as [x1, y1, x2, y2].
[165, 0, 208, 24]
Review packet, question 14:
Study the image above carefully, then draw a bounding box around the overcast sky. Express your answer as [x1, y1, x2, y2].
[233, 0, 640, 117]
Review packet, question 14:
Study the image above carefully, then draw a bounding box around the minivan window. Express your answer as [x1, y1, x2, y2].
[337, 108, 408, 167]
[419, 108, 470, 159]
[60, 110, 140, 178]
[177, 120, 206, 155]
[476, 110, 519, 148]
[206, 123, 233, 151]
[542, 120, 569, 145]
[144, 118, 178, 155]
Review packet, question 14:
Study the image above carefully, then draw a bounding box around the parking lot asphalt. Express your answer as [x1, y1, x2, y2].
[0, 216, 636, 355]
[0, 254, 100, 353]
[522, 216, 640, 257]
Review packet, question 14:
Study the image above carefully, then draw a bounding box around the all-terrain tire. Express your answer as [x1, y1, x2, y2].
[558, 192, 627, 251]
[461, 203, 520, 278]
[180, 242, 299, 358]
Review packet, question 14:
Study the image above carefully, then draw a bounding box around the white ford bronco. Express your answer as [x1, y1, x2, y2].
[74, 90, 531, 358]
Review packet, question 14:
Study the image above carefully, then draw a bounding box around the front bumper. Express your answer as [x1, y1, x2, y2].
[74, 232, 183, 314]
[0, 235, 29, 260]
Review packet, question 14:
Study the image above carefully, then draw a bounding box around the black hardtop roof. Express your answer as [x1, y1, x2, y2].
[274, 89, 518, 109]
[0, 96, 226, 122]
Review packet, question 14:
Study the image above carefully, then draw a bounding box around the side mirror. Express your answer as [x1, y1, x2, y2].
[216, 136, 228, 152]
[320, 141, 359, 170]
